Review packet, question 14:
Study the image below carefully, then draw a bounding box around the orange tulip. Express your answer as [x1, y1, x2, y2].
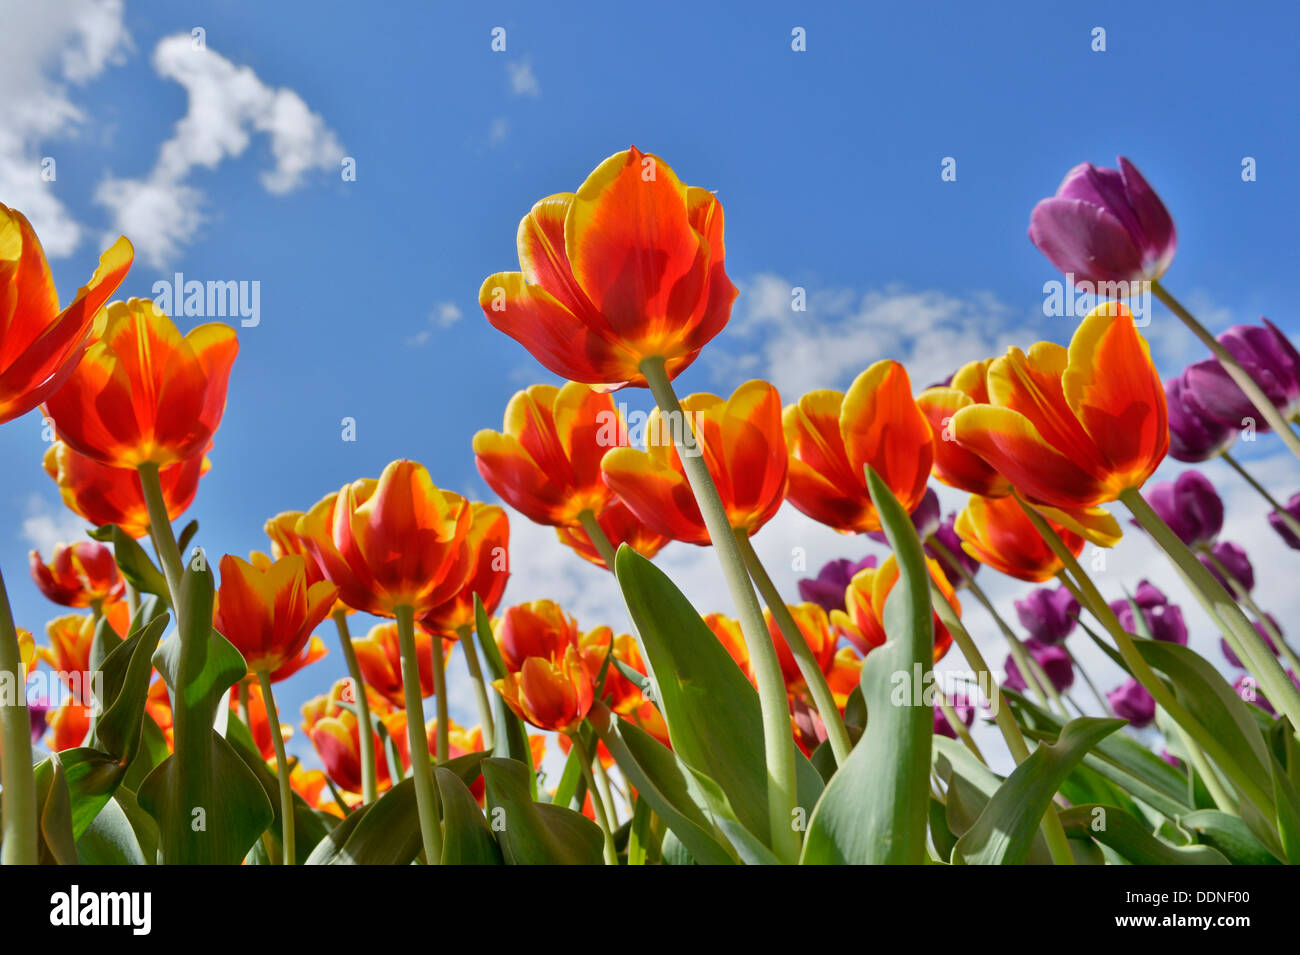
[473, 383, 626, 528]
[578, 626, 645, 714]
[44, 298, 238, 469]
[352, 621, 455, 707]
[146, 678, 175, 751]
[37, 613, 101, 701]
[916, 359, 1013, 498]
[16, 628, 35, 669]
[29, 541, 124, 608]
[493, 645, 594, 733]
[42, 441, 209, 540]
[827, 646, 863, 708]
[950, 303, 1168, 510]
[45, 700, 91, 751]
[290, 767, 343, 817]
[265, 510, 352, 616]
[831, 555, 959, 662]
[480, 146, 738, 392]
[554, 498, 669, 570]
[302, 679, 401, 794]
[420, 503, 510, 636]
[295, 460, 473, 618]
[601, 380, 787, 544]
[765, 602, 837, 691]
[494, 600, 580, 674]
[0, 204, 132, 425]
[425, 720, 489, 800]
[955, 494, 1086, 583]
[212, 553, 337, 678]
[703, 612, 751, 679]
[784, 360, 933, 534]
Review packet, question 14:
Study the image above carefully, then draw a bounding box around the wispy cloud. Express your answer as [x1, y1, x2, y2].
[507, 58, 540, 97]
[20, 493, 91, 556]
[406, 301, 464, 345]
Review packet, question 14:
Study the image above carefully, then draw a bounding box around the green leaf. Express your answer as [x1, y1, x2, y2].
[102, 525, 169, 599]
[437, 768, 503, 865]
[92, 613, 169, 763]
[136, 551, 273, 864]
[482, 757, 604, 864]
[953, 717, 1124, 865]
[176, 519, 199, 554]
[1271, 756, 1300, 864]
[55, 747, 126, 839]
[1057, 803, 1229, 865]
[76, 797, 148, 865]
[306, 778, 423, 865]
[33, 754, 78, 865]
[1179, 809, 1282, 865]
[800, 467, 934, 864]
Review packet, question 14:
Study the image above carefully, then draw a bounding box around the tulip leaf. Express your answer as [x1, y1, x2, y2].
[481, 757, 605, 864]
[1056, 803, 1229, 865]
[176, 519, 199, 554]
[801, 467, 934, 864]
[1271, 756, 1300, 864]
[92, 613, 169, 763]
[437, 767, 503, 865]
[53, 747, 127, 839]
[76, 796, 148, 865]
[31, 754, 79, 865]
[953, 717, 1123, 865]
[1179, 809, 1283, 865]
[101, 524, 169, 599]
[614, 545, 823, 851]
[306, 778, 423, 865]
[136, 553, 273, 864]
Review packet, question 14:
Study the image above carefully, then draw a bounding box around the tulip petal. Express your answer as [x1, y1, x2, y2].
[1028, 196, 1145, 284]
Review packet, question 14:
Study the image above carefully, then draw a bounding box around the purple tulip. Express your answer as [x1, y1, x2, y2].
[1004, 639, 1074, 694]
[1108, 581, 1188, 645]
[1234, 671, 1299, 716]
[933, 693, 975, 740]
[868, 487, 940, 545]
[1159, 750, 1183, 770]
[1108, 679, 1156, 728]
[925, 512, 980, 589]
[28, 698, 50, 745]
[797, 555, 877, 615]
[1165, 374, 1235, 463]
[1268, 491, 1300, 551]
[1182, 320, 1300, 432]
[1199, 540, 1253, 594]
[1143, 471, 1223, 549]
[1014, 585, 1080, 645]
[1029, 157, 1176, 286]
[1220, 615, 1281, 669]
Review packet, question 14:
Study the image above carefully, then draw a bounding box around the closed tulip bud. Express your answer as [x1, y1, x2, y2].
[1108, 678, 1156, 728]
[1003, 639, 1074, 693]
[1182, 320, 1300, 432]
[955, 494, 1086, 583]
[1108, 582, 1188, 646]
[1014, 585, 1079, 646]
[1165, 374, 1235, 463]
[1268, 492, 1300, 550]
[493, 646, 594, 733]
[494, 600, 580, 674]
[1142, 470, 1223, 549]
[1198, 540, 1253, 593]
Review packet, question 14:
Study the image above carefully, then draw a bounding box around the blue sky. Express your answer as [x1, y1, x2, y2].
[4, 0, 1299, 778]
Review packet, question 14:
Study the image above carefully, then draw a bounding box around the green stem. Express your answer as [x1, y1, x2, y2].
[570, 732, 618, 864]
[125, 581, 139, 618]
[735, 531, 852, 765]
[1220, 451, 1300, 541]
[256, 669, 294, 864]
[431, 631, 449, 765]
[137, 462, 185, 610]
[1202, 548, 1300, 674]
[456, 624, 496, 750]
[1173, 722, 1237, 815]
[640, 355, 799, 864]
[333, 610, 377, 804]
[1152, 281, 1300, 463]
[0, 563, 38, 864]
[577, 508, 619, 571]
[395, 605, 442, 863]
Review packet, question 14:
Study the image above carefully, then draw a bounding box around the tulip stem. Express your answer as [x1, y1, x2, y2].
[1200, 547, 1300, 674]
[640, 356, 800, 864]
[569, 731, 618, 864]
[333, 610, 377, 804]
[0, 563, 38, 864]
[125, 581, 139, 618]
[255, 669, 294, 864]
[456, 624, 496, 750]
[395, 605, 442, 863]
[431, 633, 450, 765]
[1152, 281, 1300, 463]
[138, 462, 185, 608]
[930, 584, 1074, 865]
[1122, 488, 1300, 734]
[577, 508, 619, 571]
[735, 531, 853, 765]
[1020, 495, 1275, 808]
[1220, 451, 1300, 541]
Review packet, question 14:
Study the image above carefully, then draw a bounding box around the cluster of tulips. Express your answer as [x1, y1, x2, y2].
[2, 146, 1299, 866]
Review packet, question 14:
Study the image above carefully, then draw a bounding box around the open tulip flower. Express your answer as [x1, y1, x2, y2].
[479, 146, 737, 391]
[302, 680, 404, 795]
[494, 599, 580, 674]
[832, 554, 959, 662]
[37, 614, 100, 700]
[352, 620, 455, 707]
[0, 204, 133, 425]
[43, 298, 238, 469]
[212, 553, 338, 678]
[951, 302, 1168, 512]
[765, 602, 837, 693]
[474, 382, 627, 528]
[493, 645, 594, 733]
[601, 379, 787, 544]
[578, 625, 646, 714]
[420, 502, 510, 636]
[704, 611, 751, 679]
[29, 541, 124, 608]
[554, 498, 669, 570]
[265, 510, 354, 616]
[784, 360, 933, 534]
[917, 359, 1013, 498]
[954, 494, 1086, 583]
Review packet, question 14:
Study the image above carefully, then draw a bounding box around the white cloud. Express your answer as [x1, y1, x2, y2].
[96, 33, 345, 267]
[19, 493, 92, 556]
[0, 0, 131, 257]
[406, 302, 464, 345]
[507, 58, 540, 97]
[488, 116, 509, 147]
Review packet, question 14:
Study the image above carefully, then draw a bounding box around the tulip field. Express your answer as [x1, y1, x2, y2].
[2, 7, 1300, 883]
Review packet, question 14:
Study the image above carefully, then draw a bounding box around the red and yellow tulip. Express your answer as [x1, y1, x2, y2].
[832, 555, 959, 662]
[954, 494, 1086, 583]
[420, 502, 510, 636]
[493, 645, 594, 733]
[554, 498, 669, 570]
[765, 602, 837, 693]
[29, 541, 124, 608]
[265, 510, 353, 617]
[703, 612, 751, 679]
[352, 621, 455, 707]
[916, 359, 1013, 498]
[493, 599, 581, 674]
[302, 679, 402, 795]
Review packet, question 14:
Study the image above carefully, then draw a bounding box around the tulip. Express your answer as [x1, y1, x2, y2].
[43, 298, 238, 469]
[37, 613, 99, 702]
[955, 493, 1086, 583]
[420, 502, 510, 635]
[1269, 492, 1300, 550]
[797, 555, 877, 615]
[826, 647, 863, 709]
[230, 682, 294, 762]
[42, 441, 209, 540]
[290, 767, 343, 817]
[1003, 639, 1074, 693]
[703, 612, 751, 679]
[1107, 678, 1156, 728]
[302, 680, 402, 794]
[764, 602, 837, 693]
[474, 383, 626, 528]
[578, 626, 645, 715]
[479, 146, 737, 391]
[1028, 156, 1175, 286]
[1182, 320, 1300, 432]
[29, 541, 124, 608]
[494, 600, 580, 673]
[1014, 585, 1079, 645]
[493, 645, 594, 733]
[1165, 374, 1235, 463]
[1142, 471, 1222, 549]
[27, 697, 50, 746]
[951, 303, 1167, 511]
[867, 486, 941, 544]
[1108, 581, 1188, 646]
[601, 379, 787, 544]
[146, 678, 174, 751]
[933, 693, 975, 740]
[45, 700, 91, 751]
[352, 621, 455, 707]
[264, 510, 353, 617]
[831, 555, 959, 661]
[784, 360, 933, 533]
[1234, 671, 1300, 716]
[917, 359, 1013, 497]
[554, 498, 668, 570]
[1198, 540, 1253, 594]
[0, 204, 133, 425]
